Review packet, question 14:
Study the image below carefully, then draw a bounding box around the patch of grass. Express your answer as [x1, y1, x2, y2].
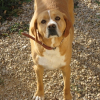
[0, 22, 29, 38]
[0, 0, 32, 23]
[24, 0, 32, 2]
[97, 15, 100, 19]
[95, 0, 100, 5]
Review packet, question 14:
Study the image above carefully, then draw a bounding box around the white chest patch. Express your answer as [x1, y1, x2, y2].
[38, 47, 66, 70]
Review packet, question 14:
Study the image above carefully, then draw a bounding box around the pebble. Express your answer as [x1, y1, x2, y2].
[96, 13, 100, 15]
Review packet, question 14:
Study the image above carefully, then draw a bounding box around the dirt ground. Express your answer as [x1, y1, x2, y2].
[0, 0, 100, 100]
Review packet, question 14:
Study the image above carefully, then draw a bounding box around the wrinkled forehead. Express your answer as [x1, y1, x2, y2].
[37, 10, 63, 21]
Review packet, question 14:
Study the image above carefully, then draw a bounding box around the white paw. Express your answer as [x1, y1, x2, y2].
[33, 96, 44, 100]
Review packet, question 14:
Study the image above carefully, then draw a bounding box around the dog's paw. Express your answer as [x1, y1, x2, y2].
[33, 96, 44, 100]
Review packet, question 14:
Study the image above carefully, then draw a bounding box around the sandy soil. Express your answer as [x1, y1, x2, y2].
[0, 0, 100, 100]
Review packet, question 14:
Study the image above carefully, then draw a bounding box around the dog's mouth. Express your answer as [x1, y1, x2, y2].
[48, 29, 59, 38]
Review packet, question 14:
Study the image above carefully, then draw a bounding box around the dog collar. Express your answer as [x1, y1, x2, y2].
[22, 33, 64, 50]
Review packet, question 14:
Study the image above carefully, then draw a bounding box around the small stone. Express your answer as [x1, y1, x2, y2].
[77, 93, 81, 98]
[96, 13, 100, 15]
[88, 3, 91, 8]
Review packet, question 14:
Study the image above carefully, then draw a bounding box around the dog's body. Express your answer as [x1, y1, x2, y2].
[29, 0, 74, 99]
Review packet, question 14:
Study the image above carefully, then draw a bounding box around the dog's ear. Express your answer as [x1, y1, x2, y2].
[30, 17, 37, 37]
[63, 14, 72, 37]
[29, 16, 43, 41]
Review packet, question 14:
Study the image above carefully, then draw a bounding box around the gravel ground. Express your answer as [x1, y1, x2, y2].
[0, 0, 100, 100]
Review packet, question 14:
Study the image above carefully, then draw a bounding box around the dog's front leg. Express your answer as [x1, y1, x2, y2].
[33, 65, 44, 100]
[60, 65, 72, 100]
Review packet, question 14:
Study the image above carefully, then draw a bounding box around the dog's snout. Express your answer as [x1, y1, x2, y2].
[47, 24, 58, 38]
[47, 23, 59, 38]
[48, 24, 56, 29]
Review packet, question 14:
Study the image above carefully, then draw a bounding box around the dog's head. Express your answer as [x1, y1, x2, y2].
[30, 9, 72, 40]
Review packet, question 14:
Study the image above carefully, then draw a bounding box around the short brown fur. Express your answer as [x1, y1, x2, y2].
[30, 0, 74, 100]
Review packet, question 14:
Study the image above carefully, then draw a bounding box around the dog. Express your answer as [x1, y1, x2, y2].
[29, 0, 74, 100]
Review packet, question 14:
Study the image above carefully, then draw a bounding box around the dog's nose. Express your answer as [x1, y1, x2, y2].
[47, 24, 58, 38]
[48, 24, 56, 29]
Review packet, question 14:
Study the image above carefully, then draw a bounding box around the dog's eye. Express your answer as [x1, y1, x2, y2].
[55, 16, 60, 21]
[41, 20, 46, 24]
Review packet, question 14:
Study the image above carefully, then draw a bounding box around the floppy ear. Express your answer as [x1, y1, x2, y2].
[29, 16, 43, 42]
[63, 14, 72, 37]
[30, 17, 37, 37]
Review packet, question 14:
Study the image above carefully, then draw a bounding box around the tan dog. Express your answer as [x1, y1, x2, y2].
[29, 0, 74, 100]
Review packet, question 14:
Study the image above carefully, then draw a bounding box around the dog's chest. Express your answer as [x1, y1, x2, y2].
[38, 48, 66, 70]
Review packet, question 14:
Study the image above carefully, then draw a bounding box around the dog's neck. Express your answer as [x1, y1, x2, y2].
[22, 33, 65, 50]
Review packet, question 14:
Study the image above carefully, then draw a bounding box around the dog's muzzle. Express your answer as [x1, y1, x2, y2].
[48, 24, 59, 38]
